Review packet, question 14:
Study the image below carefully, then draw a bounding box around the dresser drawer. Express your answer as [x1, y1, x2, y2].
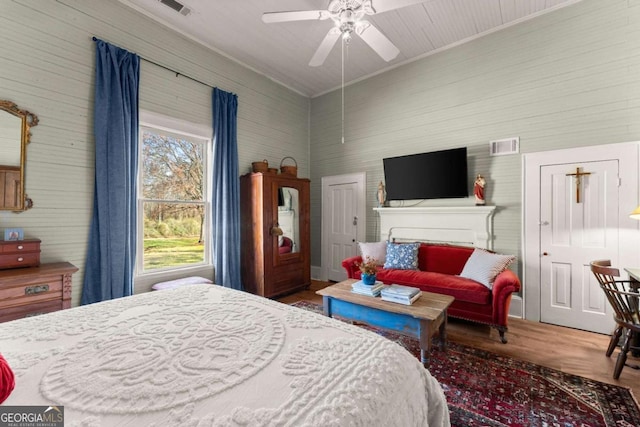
[0, 252, 40, 269]
[268, 268, 309, 297]
[0, 262, 77, 323]
[0, 299, 64, 323]
[0, 275, 63, 307]
[0, 240, 41, 253]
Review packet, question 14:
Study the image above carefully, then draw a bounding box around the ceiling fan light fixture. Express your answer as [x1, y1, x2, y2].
[263, 0, 426, 66]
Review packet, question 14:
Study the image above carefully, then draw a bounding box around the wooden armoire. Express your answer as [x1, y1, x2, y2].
[240, 172, 310, 298]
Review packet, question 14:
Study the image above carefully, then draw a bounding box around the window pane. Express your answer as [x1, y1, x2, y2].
[142, 129, 205, 201]
[143, 202, 205, 271]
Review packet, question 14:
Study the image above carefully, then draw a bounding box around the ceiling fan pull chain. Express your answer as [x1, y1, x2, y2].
[341, 35, 345, 144]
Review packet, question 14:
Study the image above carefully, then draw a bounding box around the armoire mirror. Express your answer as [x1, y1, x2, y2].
[0, 100, 37, 211]
[276, 186, 300, 256]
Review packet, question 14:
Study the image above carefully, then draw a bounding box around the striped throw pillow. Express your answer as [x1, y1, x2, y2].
[459, 249, 515, 289]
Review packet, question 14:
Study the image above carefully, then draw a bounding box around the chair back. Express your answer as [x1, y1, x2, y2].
[590, 260, 640, 328]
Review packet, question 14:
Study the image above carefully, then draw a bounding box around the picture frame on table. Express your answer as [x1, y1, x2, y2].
[4, 228, 24, 241]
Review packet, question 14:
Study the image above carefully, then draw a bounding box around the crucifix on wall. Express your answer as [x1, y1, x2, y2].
[566, 167, 591, 203]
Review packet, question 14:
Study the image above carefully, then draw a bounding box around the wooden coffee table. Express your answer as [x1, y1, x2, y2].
[317, 279, 454, 368]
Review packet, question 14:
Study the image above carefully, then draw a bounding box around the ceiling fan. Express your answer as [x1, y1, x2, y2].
[262, 0, 427, 66]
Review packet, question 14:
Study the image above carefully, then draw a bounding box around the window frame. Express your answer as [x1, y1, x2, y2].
[136, 110, 213, 279]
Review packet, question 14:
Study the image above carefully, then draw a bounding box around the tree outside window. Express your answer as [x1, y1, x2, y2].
[138, 125, 210, 272]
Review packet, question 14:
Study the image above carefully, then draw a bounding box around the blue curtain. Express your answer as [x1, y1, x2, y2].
[82, 39, 140, 305]
[212, 88, 242, 290]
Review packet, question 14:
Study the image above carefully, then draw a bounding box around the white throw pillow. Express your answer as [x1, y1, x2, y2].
[358, 241, 387, 265]
[459, 249, 515, 289]
[151, 276, 213, 291]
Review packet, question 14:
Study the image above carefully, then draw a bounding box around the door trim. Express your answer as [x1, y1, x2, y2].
[321, 172, 366, 281]
[522, 142, 640, 322]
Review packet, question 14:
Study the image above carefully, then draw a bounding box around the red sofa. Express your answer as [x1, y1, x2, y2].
[342, 243, 521, 343]
[278, 236, 293, 254]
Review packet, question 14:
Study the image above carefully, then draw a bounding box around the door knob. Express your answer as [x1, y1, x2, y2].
[542, 252, 549, 256]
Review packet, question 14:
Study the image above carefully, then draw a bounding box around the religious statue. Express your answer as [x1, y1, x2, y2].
[377, 181, 386, 207]
[474, 174, 486, 206]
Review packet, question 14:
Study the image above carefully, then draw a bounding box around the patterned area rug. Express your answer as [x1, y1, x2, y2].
[290, 301, 640, 427]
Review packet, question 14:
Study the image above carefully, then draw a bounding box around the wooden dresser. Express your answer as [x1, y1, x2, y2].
[0, 262, 78, 323]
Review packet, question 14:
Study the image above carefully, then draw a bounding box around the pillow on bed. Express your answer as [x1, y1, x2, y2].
[358, 241, 387, 265]
[459, 249, 515, 289]
[383, 242, 419, 270]
[151, 276, 213, 291]
[0, 353, 15, 404]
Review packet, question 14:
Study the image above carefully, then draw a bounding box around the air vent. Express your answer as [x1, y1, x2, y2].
[490, 137, 519, 156]
[159, 0, 191, 16]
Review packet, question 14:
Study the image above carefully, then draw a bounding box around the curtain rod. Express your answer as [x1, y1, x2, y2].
[91, 36, 213, 90]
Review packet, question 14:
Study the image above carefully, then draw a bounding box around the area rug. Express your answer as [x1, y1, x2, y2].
[290, 301, 640, 427]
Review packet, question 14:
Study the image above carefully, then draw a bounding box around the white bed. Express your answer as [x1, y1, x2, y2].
[1, 284, 449, 426]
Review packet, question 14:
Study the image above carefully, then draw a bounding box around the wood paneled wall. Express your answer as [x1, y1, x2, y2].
[309, 0, 640, 275]
[0, 0, 309, 306]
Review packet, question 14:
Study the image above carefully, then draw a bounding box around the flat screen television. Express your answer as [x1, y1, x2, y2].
[383, 147, 468, 201]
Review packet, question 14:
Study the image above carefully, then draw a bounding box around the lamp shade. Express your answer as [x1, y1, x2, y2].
[630, 205, 640, 220]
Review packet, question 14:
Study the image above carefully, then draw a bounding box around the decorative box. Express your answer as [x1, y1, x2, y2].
[0, 238, 41, 270]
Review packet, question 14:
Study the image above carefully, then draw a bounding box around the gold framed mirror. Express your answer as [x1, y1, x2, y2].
[0, 100, 37, 211]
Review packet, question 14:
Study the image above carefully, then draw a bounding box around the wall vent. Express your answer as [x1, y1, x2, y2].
[159, 0, 191, 16]
[490, 137, 519, 156]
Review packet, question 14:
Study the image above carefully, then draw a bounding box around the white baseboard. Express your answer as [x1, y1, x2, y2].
[509, 295, 523, 318]
[311, 265, 322, 281]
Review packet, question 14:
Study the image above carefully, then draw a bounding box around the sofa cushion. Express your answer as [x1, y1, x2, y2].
[279, 236, 293, 254]
[384, 242, 419, 270]
[358, 241, 386, 265]
[376, 269, 490, 305]
[460, 248, 515, 289]
[420, 244, 473, 275]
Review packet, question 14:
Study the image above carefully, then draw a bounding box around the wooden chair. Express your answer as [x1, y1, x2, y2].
[590, 260, 640, 379]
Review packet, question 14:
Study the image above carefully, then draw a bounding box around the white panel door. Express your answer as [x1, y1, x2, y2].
[540, 160, 618, 334]
[325, 182, 359, 281]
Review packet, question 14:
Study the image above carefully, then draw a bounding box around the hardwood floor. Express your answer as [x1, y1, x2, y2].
[279, 280, 640, 398]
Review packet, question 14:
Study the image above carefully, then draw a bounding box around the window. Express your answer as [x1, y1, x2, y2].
[137, 113, 211, 275]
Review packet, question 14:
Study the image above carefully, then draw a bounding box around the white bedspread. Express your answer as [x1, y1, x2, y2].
[1, 284, 449, 426]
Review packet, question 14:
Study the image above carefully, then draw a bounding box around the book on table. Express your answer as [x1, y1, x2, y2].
[380, 284, 421, 298]
[352, 288, 382, 297]
[351, 280, 384, 296]
[380, 290, 422, 305]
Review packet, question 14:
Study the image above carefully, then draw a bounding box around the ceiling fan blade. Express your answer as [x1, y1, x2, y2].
[262, 10, 328, 24]
[367, 0, 426, 14]
[309, 28, 341, 67]
[357, 22, 400, 62]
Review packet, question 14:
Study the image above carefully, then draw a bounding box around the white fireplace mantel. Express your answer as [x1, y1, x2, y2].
[373, 206, 497, 250]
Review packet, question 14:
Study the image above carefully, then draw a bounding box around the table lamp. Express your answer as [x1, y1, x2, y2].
[630, 205, 640, 220]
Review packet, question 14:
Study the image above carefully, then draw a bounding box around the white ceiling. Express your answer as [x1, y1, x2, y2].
[120, 0, 581, 97]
